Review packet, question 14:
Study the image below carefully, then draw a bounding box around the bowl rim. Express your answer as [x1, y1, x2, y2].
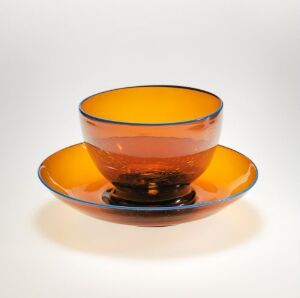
[79, 85, 223, 126]
[38, 143, 258, 211]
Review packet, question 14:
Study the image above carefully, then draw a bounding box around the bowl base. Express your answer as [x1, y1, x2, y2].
[102, 187, 196, 207]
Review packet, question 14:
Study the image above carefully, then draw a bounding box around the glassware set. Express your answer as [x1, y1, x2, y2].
[38, 85, 257, 226]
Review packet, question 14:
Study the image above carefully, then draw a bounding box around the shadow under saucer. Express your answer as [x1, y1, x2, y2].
[33, 198, 262, 259]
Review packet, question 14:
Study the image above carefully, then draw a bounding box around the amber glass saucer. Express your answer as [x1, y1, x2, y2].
[38, 143, 258, 227]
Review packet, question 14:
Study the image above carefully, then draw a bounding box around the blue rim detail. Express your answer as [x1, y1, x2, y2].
[37, 143, 258, 211]
[79, 85, 223, 126]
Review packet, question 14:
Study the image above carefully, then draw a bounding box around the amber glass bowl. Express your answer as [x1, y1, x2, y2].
[80, 85, 223, 206]
[38, 143, 258, 227]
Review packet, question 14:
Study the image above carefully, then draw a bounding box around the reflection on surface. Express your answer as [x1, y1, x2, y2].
[34, 198, 262, 259]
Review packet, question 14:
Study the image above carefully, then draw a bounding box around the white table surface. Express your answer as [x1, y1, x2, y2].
[0, 1, 299, 297]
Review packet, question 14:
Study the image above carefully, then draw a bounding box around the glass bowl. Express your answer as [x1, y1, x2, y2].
[79, 85, 223, 206]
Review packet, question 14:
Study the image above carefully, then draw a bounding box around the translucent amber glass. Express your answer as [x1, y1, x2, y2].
[79, 86, 223, 205]
[80, 86, 222, 124]
[38, 143, 258, 227]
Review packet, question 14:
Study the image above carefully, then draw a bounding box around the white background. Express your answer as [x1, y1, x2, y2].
[0, 0, 299, 297]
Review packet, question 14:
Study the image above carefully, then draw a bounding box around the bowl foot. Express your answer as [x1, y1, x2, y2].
[102, 187, 196, 207]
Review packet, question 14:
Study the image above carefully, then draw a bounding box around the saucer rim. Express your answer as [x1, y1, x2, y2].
[38, 143, 258, 211]
[79, 84, 223, 126]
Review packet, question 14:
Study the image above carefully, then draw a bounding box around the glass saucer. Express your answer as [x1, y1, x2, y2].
[38, 143, 258, 227]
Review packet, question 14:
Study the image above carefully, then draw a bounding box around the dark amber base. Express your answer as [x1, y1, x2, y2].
[102, 187, 196, 207]
[102, 171, 197, 207]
